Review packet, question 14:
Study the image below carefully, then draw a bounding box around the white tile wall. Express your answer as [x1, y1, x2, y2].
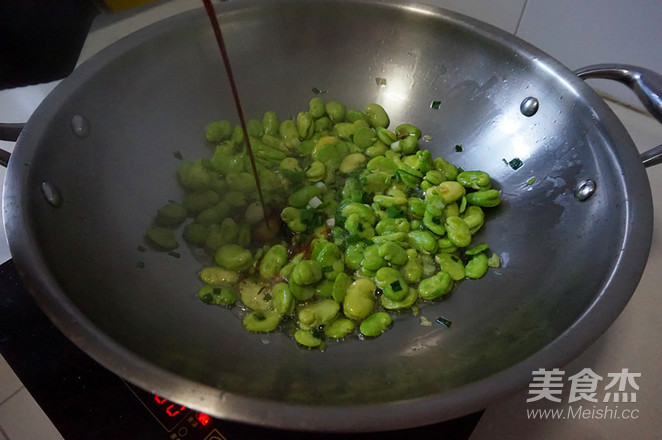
[517, 0, 662, 112]
[409, 0, 528, 33]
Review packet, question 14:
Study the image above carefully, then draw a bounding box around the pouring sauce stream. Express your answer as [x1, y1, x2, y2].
[201, 0, 267, 218]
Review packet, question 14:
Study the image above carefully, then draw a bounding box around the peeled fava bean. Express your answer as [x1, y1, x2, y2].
[343, 278, 376, 320]
[360, 312, 392, 337]
[153, 99, 504, 348]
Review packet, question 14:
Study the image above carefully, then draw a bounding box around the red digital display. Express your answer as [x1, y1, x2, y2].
[197, 412, 211, 426]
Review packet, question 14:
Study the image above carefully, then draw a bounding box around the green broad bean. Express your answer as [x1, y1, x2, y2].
[362, 244, 385, 271]
[353, 126, 376, 149]
[291, 260, 323, 285]
[155, 202, 187, 227]
[262, 111, 280, 136]
[367, 156, 397, 175]
[279, 119, 300, 142]
[178, 160, 212, 191]
[393, 135, 418, 155]
[305, 161, 326, 182]
[360, 312, 392, 337]
[211, 148, 244, 175]
[262, 133, 288, 151]
[377, 241, 408, 266]
[465, 253, 489, 279]
[200, 266, 239, 285]
[426, 181, 465, 204]
[445, 216, 472, 248]
[343, 278, 376, 320]
[243, 310, 280, 333]
[445, 202, 460, 218]
[400, 250, 423, 283]
[325, 100, 347, 123]
[345, 214, 375, 239]
[459, 196, 468, 213]
[146, 227, 178, 250]
[361, 171, 392, 193]
[259, 244, 288, 279]
[423, 194, 446, 236]
[315, 279, 334, 298]
[424, 170, 445, 186]
[272, 282, 295, 315]
[198, 285, 236, 306]
[288, 185, 322, 208]
[375, 218, 410, 235]
[244, 202, 264, 224]
[376, 127, 396, 145]
[289, 277, 315, 301]
[314, 116, 333, 133]
[465, 243, 489, 256]
[226, 172, 257, 193]
[332, 272, 352, 302]
[381, 286, 418, 310]
[461, 205, 485, 234]
[421, 253, 437, 277]
[280, 252, 303, 279]
[324, 318, 355, 339]
[204, 229, 226, 253]
[239, 280, 272, 310]
[364, 103, 390, 128]
[247, 119, 264, 138]
[205, 120, 234, 142]
[418, 271, 453, 300]
[195, 205, 227, 226]
[408, 197, 426, 217]
[341, 177, 363, 203]
[215, 244, 253, 271]
[183, 222, 209, 247]
[281, 207, 307, 233]
[370, 232, 408, 247]
[407, 230, 438, 253]
[437, 237, 458, 254]
[294, 329, 323, 348]
[340, 153, 367, 174]
[332, 122, 355, 140]
[487, 253, 501, 268]
[231, 124, 243, 145]
[457, 170, 491, 190]
[374, 267, 408, 301]
[345, 242, 366, 270]
[365, 140, 388, 157]
[309, 97, 326, 119]
[436, 253, 466, 281]
[297, 111, 315, 139]
[465, 189, 501, 207]
[298, 299, 340, 330]
[346, 109, 367, 123]
[183, 190, 220, 214]
[341, 202, 377, 225]
[433, 156, 459, 181]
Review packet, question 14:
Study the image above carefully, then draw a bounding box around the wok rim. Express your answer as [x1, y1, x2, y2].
[2, 0, 654, 432]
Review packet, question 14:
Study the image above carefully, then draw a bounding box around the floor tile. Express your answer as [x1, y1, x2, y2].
[0, 388, 64, 440]
[0, 356, 22, 404]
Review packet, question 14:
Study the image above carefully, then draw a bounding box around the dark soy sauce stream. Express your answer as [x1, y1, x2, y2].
[202, 0, 267, 218]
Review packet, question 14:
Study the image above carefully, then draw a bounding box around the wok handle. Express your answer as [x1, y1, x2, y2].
[0, 123, 23, 168]
[575, 64, 662, 167]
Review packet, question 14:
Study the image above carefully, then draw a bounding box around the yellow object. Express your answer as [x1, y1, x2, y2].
[103, 0, 156, 12]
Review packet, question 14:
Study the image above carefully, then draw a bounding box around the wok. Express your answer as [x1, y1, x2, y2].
[2, 0, 662, 432]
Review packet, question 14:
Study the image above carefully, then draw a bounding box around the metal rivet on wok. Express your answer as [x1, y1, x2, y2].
[70, 114, 90, 138]
[41, 182, 63, 207]
[574, 179, 596, 201]
[520, 97, 539, 117]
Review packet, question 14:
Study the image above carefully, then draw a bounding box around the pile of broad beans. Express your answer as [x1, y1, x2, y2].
[146, 98, 501, 349]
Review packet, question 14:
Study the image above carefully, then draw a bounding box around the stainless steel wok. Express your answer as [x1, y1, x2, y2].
[3, 0, 662, 432]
